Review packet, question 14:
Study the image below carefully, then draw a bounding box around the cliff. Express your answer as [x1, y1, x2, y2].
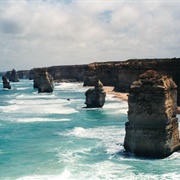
[5, 70, 30, 79]
[83, 58, 180, 105]
[17, 70, 30, 79]
[29, 65, 87, 82]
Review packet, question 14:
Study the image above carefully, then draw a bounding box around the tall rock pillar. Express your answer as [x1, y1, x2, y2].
[124, 70, 180, 158]
[2, 76, 11, 89]
[33, 68, 54, 93]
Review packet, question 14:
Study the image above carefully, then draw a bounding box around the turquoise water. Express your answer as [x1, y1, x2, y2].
[0, 79, 180, 180]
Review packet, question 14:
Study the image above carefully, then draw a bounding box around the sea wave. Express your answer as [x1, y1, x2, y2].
[16, 169, 71, 180]
[15, 118, 70, 123]
[61, 126, 125, 155]
[0, 101, 78, 115]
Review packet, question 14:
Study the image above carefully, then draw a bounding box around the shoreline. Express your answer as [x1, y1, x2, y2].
[103, 86, 180, 115]
[103, 86, 128, 101]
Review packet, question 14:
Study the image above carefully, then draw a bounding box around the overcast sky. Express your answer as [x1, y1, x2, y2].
[0, 0, 180, 71]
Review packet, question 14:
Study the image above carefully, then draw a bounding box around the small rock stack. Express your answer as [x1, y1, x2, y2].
[2, 76, 11, 89]
[85, 80, 106, 108]
[124, 70, 180, 158]
[7, 69, 19, 82]
[33, 68, 54, 93]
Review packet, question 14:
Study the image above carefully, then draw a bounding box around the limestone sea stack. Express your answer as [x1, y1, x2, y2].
[124, 70, 180, 158]
[85, 80, 106, 108]
[9, 69, 19, 82]
[2, 76, 11, 89]
[33, 68, 54, 93]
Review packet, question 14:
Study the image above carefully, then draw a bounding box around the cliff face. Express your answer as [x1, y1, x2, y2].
[83, 58, 180, 105]
[17, 70, 30, 79]
[124, 70, 180, 158]
[46, 65, 87, 82]
[83, 62, 119, 86]
[29, 65, 87, 82]
[5, 58, 180, 105]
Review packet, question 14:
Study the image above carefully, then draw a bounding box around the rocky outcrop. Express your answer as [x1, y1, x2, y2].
[33, 68, 54, 93]
[6, 69, 19, 82]
[2, 76, 11, 89]
[124, 70, 180, 158]
[5, 70, 29, 79]
[17, 70, 30, 79]
[85, 80, 106, 108]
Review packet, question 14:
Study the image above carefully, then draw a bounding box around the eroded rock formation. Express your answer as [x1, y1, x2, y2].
[6, 69, 19, 82]
[33, 68, 54, 93]
[85, 80, 106, 108]
[124, 70, 180, 158]
[2, 76, 11, 89]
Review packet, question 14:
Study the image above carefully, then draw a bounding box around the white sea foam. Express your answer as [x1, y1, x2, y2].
[124, 172, 180, 180]
[63, 126, 125, 154]
[0, 104, 19, 113]
[16, 88, 28, 90]
[17, 169, 72, 180]
[58, 147, 93, 164]
[55, 83, 84, 92]
[15, 118, 70, 123]
[1, 98, 78, 115]
[165, 152, 180, 160]
[16, 93, 55, 100]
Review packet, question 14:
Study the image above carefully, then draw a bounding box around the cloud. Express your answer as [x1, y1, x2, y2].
[0, 0, 180, 71]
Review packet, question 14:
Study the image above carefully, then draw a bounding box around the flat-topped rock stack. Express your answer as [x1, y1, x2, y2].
[33, 68, 54, 93]
[124, 70, 180, 158]
[85, 80, 106, 108]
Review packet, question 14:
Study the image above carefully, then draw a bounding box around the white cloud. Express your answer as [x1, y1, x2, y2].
[0, 0, 180, 71]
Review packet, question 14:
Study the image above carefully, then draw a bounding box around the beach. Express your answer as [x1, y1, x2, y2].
[103, 86, 128, 101]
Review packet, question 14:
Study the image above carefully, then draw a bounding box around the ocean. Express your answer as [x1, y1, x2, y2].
[0, 79, 180, 180]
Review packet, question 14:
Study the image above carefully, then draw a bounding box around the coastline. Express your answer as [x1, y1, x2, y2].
[103, 86, 128, 101]
[103, 86, 180, 115]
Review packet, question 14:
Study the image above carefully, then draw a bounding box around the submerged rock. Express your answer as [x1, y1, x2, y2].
[33, 68, 54, 93]
[2, 76, 11, 89]
[124, 70, 180, 158]
[85, 80, 106, 108]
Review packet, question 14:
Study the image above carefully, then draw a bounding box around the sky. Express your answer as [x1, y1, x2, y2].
[0, 0, 180, 71]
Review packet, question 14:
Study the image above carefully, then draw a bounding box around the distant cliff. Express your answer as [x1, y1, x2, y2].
[83, 58, 180, 105]
[18, 70, 30, 79]
[29, 65, 87, 82]
[5, 70, 30, 79]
